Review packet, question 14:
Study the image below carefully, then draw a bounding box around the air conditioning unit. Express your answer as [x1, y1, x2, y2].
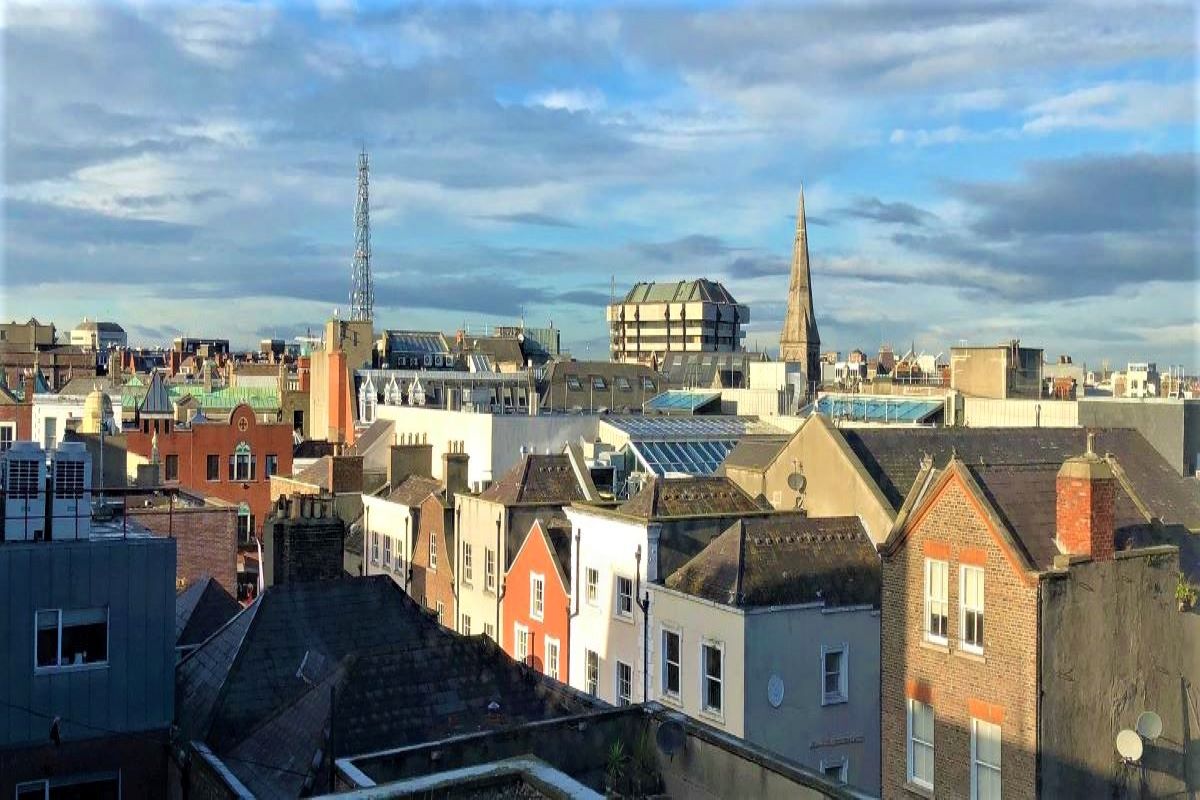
[3, 442, 47, 542]
[52, 442, 93, 541]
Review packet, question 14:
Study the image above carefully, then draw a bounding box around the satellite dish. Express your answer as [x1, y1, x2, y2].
[655, 719, 685, 756]
[787, 473, 807, 492]
[767, 674, 785, 708]
[1116, 729, 1143, 762]
[1136, 711, 1163, 741]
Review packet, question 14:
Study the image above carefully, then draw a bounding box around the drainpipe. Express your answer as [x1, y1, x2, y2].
[567, 528, 583, 684]
[454, 504, 461, 632]
[495, 514, 503, 644]
[635, 544, 651, 702]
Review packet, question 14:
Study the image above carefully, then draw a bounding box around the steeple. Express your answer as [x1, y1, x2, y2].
[779, 186, 821, 386]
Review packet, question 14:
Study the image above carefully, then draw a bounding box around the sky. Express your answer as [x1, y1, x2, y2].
[2, 1, 1197, 370]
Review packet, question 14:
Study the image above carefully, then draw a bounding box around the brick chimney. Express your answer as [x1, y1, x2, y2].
[388, 432, 433, 487]
[442, 440, 469, 506]
[1056, 432, 1116, 561]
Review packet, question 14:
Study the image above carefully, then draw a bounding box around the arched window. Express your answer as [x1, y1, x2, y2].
[229, 441, 254, 482]
[237, 502, 253, 542]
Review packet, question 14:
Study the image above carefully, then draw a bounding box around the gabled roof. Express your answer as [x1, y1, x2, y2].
[386, 474, 443, 507]
[349, 418, 394, 459]
[176, 577, 242, 648]
[292, 456, 331, 489]
[720, 438, 788, 471]
[140, 370, 173, 415]
[617, 476, 765, 520]
[508, 519, 573, 592]
[665, 513, 880, 608]
[841, 427, 1200, 531]
[478, 454, 587, 506]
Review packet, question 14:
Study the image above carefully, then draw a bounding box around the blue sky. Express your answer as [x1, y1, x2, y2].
[2, 1, 1196, 369]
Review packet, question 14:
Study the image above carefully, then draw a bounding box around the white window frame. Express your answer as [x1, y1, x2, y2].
[585, 567, 599, 605]
[661, 626, 681, 700]
[545, 636, 560, 680]
[514, 622, 530, 665]
[234, 442, 252, 482]
[429, 530, 438, 572]
[484, 622, 495, 640]
[960, 565, 985, 655]
[971, 718, 1001, 800]
[924, 558, 949, 645]
[462, 542, 473, 584]
[0, 421, 16, 451]
[371, 530, 380, 564]
[34, 608, 110, 673]
[485, 548, 497, 592]
[821, 643, 849, 705]
[820, 756, 848, 784]
[614, 574, 634, 620]
[616, 660, 633, 706]
[461, 614, 471, 635]
[530, 573, 545, 621]
[585, 649, 599, 696]
[907, 698, 935, 791]
[435, 601, 445, 624]
[382, 535, 392, 568]
[700, 639, 724, 718]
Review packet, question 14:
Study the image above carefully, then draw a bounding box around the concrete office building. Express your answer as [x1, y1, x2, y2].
[607, 279, 749, 366]
[950, 340, 1043, 399]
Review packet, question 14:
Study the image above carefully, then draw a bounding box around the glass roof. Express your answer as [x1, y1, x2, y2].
[628, 439, 738, 476]
[386, 331, 449, 354]
[643, 390, 721, 412]
[605, 415, 783, 439]
[814, 394, 943, 423]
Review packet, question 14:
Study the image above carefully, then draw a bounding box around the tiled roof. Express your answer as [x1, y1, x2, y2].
[176, 576, 242, 648]
[617, 476, 765, 519]
[842, 427, 1200, 530]
[387, 474, 443, 507]
[666, 513, 880, 608]
[478, 455, 586, 505]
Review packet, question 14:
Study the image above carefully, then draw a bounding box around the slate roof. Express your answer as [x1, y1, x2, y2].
[720, 438, 787, 471]
[348, 418, 394, 459]
[842, 427, 1200, 530]
[622, 279, 740, 305]
[140, 370, 173, 415]
[665, 513, 880, 608]
[387, 474, 443, 507]
[176, 577, 241, 648]
[617, 476, 765, 519]
[479, 454, 586, 506]
[292, 456, 331, 489]
[176, 576, 596, 796]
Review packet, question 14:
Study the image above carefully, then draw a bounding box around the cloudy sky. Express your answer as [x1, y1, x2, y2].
[2, 1, 1196, 368]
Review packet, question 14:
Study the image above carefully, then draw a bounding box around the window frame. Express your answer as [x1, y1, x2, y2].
[924, 558, 949, 645]
[206, 453, 220, 482]
[461, 614, 471, 635]
[821, 643, 849, 705]
[382, 535, 392, 568]
[530, 573, 545, 621]
[820, 757, 848, 784]
[585, 567, 599, 606]
[485, 547, 497, 592]
[585, 649, 599, 696]
[435, 601, 445, 625]
[614, 574, 634, 620]
[971, 718, 1001, 800]
[545, 635, 560, 680]
[960, 565, 985, 655]
[34, 608, 110, 673]
[616, 660, 633, 706]
[233, 442, 253, 482]
[565, 375, 582, 391]
[265, 453, 279, 477]
[700, 640, 724, 718]
[661, 626, 681, 700]
[462, 542, 473, 584]
[0, 421, 15, 451]
[429, 530, 438, 572]
[514, 622, 530, 664]
[371, 530, 380, 564]
[907, 698, 935, 791]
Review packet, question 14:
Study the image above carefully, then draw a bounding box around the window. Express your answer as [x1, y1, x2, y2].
[546, 637, 560, 680]
[265, 454, 279, 477]
[233, 442, 253, 481]
[206, 454, 220, 481]
[616, 660, 633, 706]
[43, 418, 57, 451]
[0, 422, 15, 451]
[924, 559, 949, 644]
[972, 719, 1001, 800]
[485, 548, 496, 591]
[591, 376, 606, 390]
[615, 376, 632, 391]
[586, 650, 599, 696]
[530, 574, 545, 620]
[371, 531, 380, 563]
[585, 567, 599, 605]
[237, 506, 253, 542]
[383, 535, 392, 567]
[436, 601, 445, 625]
[462, 543, 474, 584]
[461, 614, 472, 635]
[615, 575, 633, 618]
[702, 642, 723, 714]
[566, 375, 582, 391]
[35, 608, 108, 670]
[820, 757, 848, 784]
[661, 629, 681, 698]
[484, 622, 495, 640]
[641, 376, 656, 391]
[429, 531, 438, 571]
[514, 623, 530, 664]
[821, 644, 848, 705]
[161, 452, 177, 481]
[907, 699, 935, 790]
[961, 566, 985, 654]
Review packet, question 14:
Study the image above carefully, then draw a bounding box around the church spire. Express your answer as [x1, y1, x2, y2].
[779, 186, 821, 388]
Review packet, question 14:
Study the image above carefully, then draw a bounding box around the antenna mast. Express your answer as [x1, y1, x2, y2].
[349, 148, 373, 321]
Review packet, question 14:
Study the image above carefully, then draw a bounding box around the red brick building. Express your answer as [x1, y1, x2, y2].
[410, 492, 455, 626]
[126, 402, 293, 539]
[502, 519, 571, 683]
[879, 436, 1198, 798]
[0, 373, 34, 448]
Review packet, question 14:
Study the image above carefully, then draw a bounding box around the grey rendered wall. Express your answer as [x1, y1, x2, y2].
[1078, 399, 1189, 475]
[0, 536, 176, 747]
[1039, 548, 1196, 798]
[744, 607, 881, 795]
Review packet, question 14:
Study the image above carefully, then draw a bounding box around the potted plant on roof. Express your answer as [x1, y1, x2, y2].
[1175, 572, 1197, 611]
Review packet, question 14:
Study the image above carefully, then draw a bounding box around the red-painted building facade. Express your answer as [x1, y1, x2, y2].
[502, 520, 571, 684]
[125, 403, 293, 539]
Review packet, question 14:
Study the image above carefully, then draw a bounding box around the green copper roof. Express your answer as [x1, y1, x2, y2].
[168, 385, 280, 411]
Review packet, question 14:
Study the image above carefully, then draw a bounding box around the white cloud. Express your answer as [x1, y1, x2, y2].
[161, 4, 278, 67]
[1022, 81, 1194, 134]
[526, 88, 606, 113]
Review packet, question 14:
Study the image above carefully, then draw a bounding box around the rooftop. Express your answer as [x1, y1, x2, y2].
[479, 454, 588, 506]
[620, 278, 742, 305]
[617, 476, 766, 520]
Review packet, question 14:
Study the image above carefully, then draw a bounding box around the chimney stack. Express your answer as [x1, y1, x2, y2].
[442, 440, 469, 506]
[1056, 432, 1116, 561]
[388, 432, 434, 488]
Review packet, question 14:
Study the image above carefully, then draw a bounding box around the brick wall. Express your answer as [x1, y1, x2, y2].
[410, 493, 454, 626]
[130, 505, 238, 597]
[881, 473, 1039, 799]
[1054, 472, 1115, 561]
